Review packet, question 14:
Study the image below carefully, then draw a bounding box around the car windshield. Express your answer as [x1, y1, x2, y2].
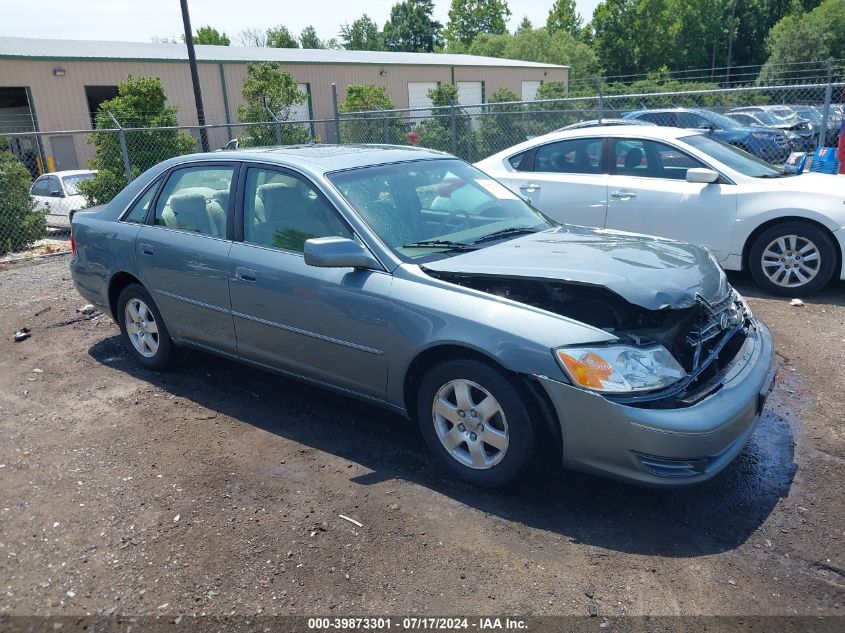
[328, 159, 554, 261]
[682, 134, 789, 178]
[703, 111, 744, 129]
[62, 173, 94, 195]
[752, 111, 780, 125]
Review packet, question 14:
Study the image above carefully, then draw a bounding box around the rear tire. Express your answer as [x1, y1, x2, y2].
[416, 359, 536, 488]
[749, 222, 836, 296]
[117, 283, 175, 370]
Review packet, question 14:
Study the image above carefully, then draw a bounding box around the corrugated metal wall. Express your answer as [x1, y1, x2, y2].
[0, 57, 567, 164]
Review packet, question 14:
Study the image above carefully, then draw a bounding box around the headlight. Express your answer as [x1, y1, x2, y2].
[751, 132, 773, 139]
[734, 289, 753, 318]
[555, 345, 686, 394]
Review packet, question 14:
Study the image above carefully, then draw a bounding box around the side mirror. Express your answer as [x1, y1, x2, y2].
[686, 168, 720, 184]
[304, 237, 380, 270]
[50, 190, 64, 198]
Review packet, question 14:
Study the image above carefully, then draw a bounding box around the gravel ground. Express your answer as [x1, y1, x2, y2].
[0, 255, 843, 620]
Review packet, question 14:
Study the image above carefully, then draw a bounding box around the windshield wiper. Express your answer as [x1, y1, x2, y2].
[401, 239, 477, 251]
[758, 171, 794, 178]
[471, 227, 540, 244]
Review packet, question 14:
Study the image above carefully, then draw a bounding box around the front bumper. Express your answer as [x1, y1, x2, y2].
[537, 320, 777, 487]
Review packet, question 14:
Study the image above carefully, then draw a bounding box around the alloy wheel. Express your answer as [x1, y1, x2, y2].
[760, 234, 820, 288]
[432, 379, 509, 469]
[124, 298, 160, 358]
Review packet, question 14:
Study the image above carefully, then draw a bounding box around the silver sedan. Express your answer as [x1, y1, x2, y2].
[70, 146, 776, 487]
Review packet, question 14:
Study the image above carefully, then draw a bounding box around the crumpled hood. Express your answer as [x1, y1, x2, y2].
[422, 225, 729, 311]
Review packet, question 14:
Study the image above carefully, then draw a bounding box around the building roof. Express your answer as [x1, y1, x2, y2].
[0, 37, 567, 69]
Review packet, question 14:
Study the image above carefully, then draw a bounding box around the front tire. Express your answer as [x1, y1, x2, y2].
[416, 359, 536, 488]
[117, 283, 175, 370]
[749, 222, 836, 296]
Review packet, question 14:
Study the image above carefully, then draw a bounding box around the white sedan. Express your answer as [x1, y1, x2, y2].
[476, 126, 845, 295]
[30, 170, 95, 229]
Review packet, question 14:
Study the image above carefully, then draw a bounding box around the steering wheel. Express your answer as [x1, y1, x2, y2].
[436, 208, 472, 234]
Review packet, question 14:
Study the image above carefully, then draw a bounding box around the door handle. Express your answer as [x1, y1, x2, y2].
[139, 243, 155, 256]
[611, 191, 637, 199]
[519, 183, 541, 193]
[235, 267, 258, 282]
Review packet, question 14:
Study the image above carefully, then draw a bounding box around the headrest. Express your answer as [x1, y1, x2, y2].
[624, 148, 644, 170]
[169, 192, 207, 213]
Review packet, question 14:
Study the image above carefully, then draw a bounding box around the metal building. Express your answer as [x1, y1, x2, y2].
[0, 36, 568, 172]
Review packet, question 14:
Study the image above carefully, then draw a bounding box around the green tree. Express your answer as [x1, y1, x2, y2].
[468, 26, 599, 83]
[382, 0, 443, 52]
[591, 0, 728, 78]
[193, 25, 230, 45]
[478, 88, 525, 157]
[760, 0, 845, 82]
[339, 84, 406, 143]
[266, 25, 299, 48]
[0, 151, 45, 255]
[299, 25, 324, 49]
[516, 16, 533, 34]
[547, 0, 583, 36]
[339, 15, 384, 50]
[732, 0, 822, 68]
[445, 0, 511, 48]
[415, 84, 478, 159]
[237, 62, 308, 146]
[79, 76, 196, 205]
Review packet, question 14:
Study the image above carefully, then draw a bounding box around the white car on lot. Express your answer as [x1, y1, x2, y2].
[476, 126, 845, 295]
[30, 170, 95, 229]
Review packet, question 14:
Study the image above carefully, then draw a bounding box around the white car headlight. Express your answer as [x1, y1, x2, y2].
[555, 344, 686, 394]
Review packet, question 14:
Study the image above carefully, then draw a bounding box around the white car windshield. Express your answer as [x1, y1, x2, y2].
[329, 159, 553, 261]
[681, 134, 790, 178]
[62, 173, 95, 196]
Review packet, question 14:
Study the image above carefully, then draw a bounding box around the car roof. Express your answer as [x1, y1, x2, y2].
[40, 170, 96, 178]
[628, 107, 711, 115]
[536, 125, 701, 141]
[212, 144, 451, 173]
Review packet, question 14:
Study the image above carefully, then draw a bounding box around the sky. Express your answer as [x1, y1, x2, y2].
[2, 0, 602, 44]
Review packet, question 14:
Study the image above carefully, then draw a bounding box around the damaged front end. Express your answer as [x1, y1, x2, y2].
[424, 272, 753, 408]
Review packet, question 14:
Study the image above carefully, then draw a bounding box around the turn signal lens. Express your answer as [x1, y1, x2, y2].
[555, 345, 686, 394]
[557, 352, 615, 389]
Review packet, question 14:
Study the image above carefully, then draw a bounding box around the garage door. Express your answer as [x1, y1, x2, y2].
[408, 82, 438, 123]
[457, 81, 483, 107]
[457, 81, 484, 129]
[522, 81, 542, 102]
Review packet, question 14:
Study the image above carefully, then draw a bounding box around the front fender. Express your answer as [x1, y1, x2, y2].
[383, 264, 616, 406]
[730, 203, 845, 259]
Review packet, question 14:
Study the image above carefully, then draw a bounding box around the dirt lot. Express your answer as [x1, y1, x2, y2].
[0, 255, 843, 620]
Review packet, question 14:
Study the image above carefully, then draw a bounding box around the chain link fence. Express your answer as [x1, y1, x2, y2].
[2, 76, 844, 262]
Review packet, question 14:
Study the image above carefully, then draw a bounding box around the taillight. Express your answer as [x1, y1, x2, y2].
[70, 233, 76, 256]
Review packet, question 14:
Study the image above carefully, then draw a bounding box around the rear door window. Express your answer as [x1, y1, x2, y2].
[153, 166, 235, 237]
[530, 138, 603, 174]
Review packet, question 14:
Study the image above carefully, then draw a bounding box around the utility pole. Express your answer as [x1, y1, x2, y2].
[725, 0, 738, 86]
[180, 0, 209, 152]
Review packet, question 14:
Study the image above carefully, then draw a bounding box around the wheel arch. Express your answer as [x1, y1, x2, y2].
[107, 271, 144, 320]
[401, 343, 563, 458]
[741, 216, 842, 275]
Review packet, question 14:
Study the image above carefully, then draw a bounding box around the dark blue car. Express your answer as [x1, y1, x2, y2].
[623, 108, 791, 164]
